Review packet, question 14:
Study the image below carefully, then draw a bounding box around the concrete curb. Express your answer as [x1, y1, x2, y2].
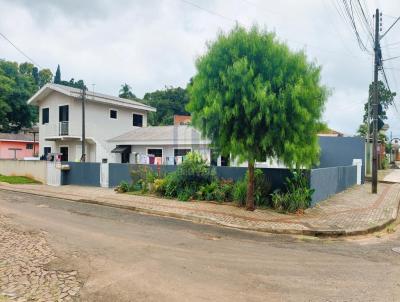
[0, 186, 398, 237]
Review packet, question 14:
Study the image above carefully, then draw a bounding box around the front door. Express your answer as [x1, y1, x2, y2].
[60, 146, 69, 162]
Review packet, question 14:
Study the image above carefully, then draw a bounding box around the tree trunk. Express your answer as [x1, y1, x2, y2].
[246, 161, 255, 211]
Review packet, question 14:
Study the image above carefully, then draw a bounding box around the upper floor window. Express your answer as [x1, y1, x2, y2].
[42, 108, 49, 124]
[133, 114, 143, 127]
[110, 109, 118, 119]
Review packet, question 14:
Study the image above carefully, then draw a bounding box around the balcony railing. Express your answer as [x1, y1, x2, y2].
[59, 121, 69, 136]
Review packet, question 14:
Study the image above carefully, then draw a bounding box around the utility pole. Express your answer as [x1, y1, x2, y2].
[372, 8, 381, 194]
[366, 99, 371, 175]
[81, 86, 86, 162]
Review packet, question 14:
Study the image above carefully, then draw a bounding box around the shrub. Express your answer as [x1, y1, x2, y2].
[154, 178, 167, 195]
[233, 179, 247, 206]
[271, 170, 314, 213]
[130, 166, 157, 193]
[116, 181, 130, 193]
[219, 179, 234, 202]
[253, 169, 272, 207]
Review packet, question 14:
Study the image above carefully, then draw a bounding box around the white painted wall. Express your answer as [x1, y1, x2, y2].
[126, 144, 211, 165]
[37, 90, 149, 162]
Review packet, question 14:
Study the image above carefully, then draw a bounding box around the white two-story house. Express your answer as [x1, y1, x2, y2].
[27, 83, 156, 162]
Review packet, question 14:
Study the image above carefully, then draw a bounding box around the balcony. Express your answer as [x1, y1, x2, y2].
[59, 121, 69, 136]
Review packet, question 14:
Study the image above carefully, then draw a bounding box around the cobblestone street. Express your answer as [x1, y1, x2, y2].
[0, 190, 399, 301]
[0, 215, 81, 302]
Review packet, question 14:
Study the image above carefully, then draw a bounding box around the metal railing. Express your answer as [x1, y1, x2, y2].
[59, 121, 69, 136]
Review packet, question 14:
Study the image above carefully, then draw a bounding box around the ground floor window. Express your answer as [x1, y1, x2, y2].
[60, 146, 69, 162]
[147, 149, 163, 157]
[174, 149, 191, 157]
[174, 149, 191, 165]
[221, 155, 230, 167]
[44, 147, 51, 158]
[211, 149, 219, 166]
[26, 143, 33, 150]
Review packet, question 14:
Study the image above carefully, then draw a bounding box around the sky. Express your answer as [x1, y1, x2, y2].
[1, 0, 400, 136]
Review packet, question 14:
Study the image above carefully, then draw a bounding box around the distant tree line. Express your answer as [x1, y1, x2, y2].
[0, 59, 190, 132]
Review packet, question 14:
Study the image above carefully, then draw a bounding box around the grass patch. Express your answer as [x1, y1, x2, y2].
[0, 295, 9, 302]
[0, 174, 40, 184]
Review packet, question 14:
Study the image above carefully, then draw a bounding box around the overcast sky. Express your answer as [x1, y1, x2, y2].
[1, 0, 400, 136]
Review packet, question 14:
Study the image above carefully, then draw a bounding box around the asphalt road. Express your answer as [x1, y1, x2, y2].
[0, 189, 399, 302]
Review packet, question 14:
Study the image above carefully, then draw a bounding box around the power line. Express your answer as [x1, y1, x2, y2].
[0, 31, 43, 69]
[180, 0, 237, 23]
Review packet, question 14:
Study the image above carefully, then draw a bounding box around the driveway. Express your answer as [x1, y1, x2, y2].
[0, 190, 400, 301]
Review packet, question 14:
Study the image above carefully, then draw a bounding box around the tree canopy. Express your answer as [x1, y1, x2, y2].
[362, 80, 395, 123]
[0, 60, 53, 132]
[119, 83, 136, 99]
[187, 25, 327, 210]
[54, 64, 61, 84]
[144, 86, 189, 125]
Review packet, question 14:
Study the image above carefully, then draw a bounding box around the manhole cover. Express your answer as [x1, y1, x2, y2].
[392, 247, 400, 254]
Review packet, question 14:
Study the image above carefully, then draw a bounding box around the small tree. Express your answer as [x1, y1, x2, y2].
[187, 26, 327, 210]
[54, 64, 61, 84]
[119, 83, 136, 99]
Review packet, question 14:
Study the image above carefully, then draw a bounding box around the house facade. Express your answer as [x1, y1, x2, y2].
[0, 133, 39, 159]
[27, 84, 156, 162]
[108, 125, 212, 164]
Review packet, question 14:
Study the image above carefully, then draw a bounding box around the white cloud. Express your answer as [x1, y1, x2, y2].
[1, 0, 400, 135]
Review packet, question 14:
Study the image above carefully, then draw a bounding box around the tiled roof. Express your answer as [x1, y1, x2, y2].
[0, 133, 38, 142]
[109, 125, 209, 145]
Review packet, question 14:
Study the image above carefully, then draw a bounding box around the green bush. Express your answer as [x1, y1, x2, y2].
[253, 169, 272, 207]
[271, 170, 314, 213]
[116, 181, 130, 193]
[233, 179, 247, 206]
[232, 170, 272, 207]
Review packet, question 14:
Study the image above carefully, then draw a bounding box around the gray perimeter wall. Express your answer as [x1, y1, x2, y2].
[310, 165, 357, 205]
[318, 136, 365, 182]
[108, 163, 293, 191]
[61, 162, 100, 187]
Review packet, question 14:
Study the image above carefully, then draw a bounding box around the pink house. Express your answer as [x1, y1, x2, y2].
[0, 133, 39, 159]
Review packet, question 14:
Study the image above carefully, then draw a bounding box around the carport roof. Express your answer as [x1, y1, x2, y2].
[108, 125, 210, 145]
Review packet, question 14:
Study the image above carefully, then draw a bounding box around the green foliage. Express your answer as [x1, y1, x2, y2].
[130, 166, 157, 193]
[54, 65, 61, 84]
[119, 83, 136, 99]
[0, 174, 40, 184]
[143, 86, 189, 125]
[0, 60, 53, 132]
[253, 169, 272, 207]
[116, 181, 130, 193]
[363, 81, 396, 123]
[187, 25, 327, 209]
[59, 78, 86, 89]
[232, 170, 272, 207]
[271, 170, 313, 213]
[187, 25, 327, 169]
[233, 179, 247, 206]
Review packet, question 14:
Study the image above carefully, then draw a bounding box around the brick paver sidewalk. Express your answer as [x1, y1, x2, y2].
[0, 182, 399, 236]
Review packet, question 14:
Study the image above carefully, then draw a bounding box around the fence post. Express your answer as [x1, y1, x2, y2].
[352, 159, 362, 185]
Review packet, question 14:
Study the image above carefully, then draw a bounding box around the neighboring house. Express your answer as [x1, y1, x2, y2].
[0, 133, 39, 159]
[27, 83, 156, 162]
[318, 128, 344, 137]
[108, 125, 212, 164]
[173, 115, 192, 125]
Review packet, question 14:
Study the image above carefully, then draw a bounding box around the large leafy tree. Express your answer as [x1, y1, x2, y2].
[187, 26, 327, 210]
[0, 60, 53, 132]
[119, 83, 136, 99]
[357, 80, 396, 135]
[144, 86, 189, 125]
[363, 80, 395, 123]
